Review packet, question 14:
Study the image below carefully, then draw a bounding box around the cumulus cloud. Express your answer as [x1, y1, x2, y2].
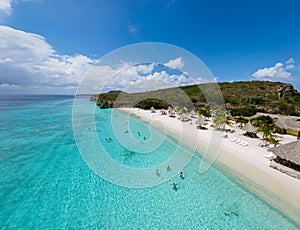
[164, 57, 184, 69]
[0, 0, 12, 15]
[0, 25, 95, 93]
[0, 26, 206, 94]
[252, 60, 293, 80]
[285, 57, 295, 70]
[100, 64, 204, 93]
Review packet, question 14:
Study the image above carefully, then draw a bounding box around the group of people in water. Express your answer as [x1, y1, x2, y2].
[155, 166, 184, 189]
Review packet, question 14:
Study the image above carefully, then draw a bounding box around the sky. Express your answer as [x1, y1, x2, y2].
[0, 0, 300, 94]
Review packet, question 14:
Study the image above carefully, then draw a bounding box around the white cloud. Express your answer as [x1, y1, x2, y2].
[0, 83, 18, 88]
[0, 26, 95, 93]
[100, 64, 205, 93]
[0, 0, 12, 15]
[252, 61, 292, 80]
[286, 57, 294, 64]
[164, 57, 184, 69]
[127, 21, 141, 35]
[0, 26, 207, 94]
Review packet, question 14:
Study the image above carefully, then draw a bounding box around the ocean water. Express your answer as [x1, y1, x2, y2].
[0, 95, 299, 229]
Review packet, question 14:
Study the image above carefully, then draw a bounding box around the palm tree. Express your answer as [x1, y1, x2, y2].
[269, 137, 281, 147]
[253, 115, 277, 141]
[213, 108, 232, 130]
[257, 125, 272, 140]
[235, 116, 248, 127]
[197, 105, 211, 119]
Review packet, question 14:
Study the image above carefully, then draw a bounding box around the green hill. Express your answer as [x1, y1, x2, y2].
[92, 81, 300, 117]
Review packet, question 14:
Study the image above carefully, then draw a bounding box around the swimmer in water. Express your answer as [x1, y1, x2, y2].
[180, 172, 184, 178]
[155, 169, 159, 175]
[166, 165, 171, 171]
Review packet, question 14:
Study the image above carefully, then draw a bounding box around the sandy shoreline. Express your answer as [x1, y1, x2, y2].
[118, 108, 300, 225]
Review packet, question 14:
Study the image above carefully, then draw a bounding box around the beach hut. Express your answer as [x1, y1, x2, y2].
[268, 141, 300, 179]
[250, 112, 300, 138]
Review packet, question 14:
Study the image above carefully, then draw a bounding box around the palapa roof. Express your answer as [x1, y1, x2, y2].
[241, 122, 257, 133]
[250, 113, 300, 131]
[268, 141, 300, 165]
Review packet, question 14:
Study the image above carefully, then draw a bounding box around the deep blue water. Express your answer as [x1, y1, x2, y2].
[0, 94, 299, 229]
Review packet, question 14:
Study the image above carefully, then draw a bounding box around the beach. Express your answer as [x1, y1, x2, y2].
[119, 108, 300, 224]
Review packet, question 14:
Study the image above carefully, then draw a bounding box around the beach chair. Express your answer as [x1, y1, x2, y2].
[242, 142, 248, 147]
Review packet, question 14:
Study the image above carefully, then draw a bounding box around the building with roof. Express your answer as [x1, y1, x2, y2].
[268, 141, 300, 179]
[250, 113, 300, 138]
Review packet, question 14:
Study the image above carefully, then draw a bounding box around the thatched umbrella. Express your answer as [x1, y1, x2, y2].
[183, 106, 188, 113]
[169, 110, 176, 117]
[190, 110, 197, 118]
[160, 109, 167, 115]
[241, 122, 256, 133]
[150, 107, 155, 113]
[196, 115, 206, 127]
[180, 114, 188, 121]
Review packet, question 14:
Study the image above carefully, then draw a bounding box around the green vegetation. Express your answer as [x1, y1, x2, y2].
[212, 108, 232, 130]
[135, 98, 170, 110]
[93, 81, 300, 116]
[251, 115, 281, 144]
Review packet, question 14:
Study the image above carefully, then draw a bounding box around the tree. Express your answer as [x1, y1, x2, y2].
[213, 108, 232, 130]
[252, 115, 278, 142]
[269, 137, 281, 147]
[257, 125, 272, 140]
[235, 116, 248, 127]
[197, 105, 211, 118]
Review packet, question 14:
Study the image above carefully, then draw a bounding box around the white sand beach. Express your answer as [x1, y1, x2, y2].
[119, 108, 300, 224]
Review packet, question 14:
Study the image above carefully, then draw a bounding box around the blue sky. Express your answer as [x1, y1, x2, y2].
[0, 0, 300, 94]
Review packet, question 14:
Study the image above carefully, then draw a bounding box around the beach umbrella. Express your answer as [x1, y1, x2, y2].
[180, 114, 189, 121]
[150, 107, 155, 113]
[196, 115, 205, 126]
[190, 110, 197, 118]
[183, 106, 188, 113]
[241, 122, 257, 133]
[169, 110, 176, 117]
[160, 109, 167, 115]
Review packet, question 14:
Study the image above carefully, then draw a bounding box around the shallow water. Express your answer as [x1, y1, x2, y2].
[0, 95, 298, 229]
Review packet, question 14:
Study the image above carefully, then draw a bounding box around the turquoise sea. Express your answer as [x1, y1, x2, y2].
[0, 95, 299, 229]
